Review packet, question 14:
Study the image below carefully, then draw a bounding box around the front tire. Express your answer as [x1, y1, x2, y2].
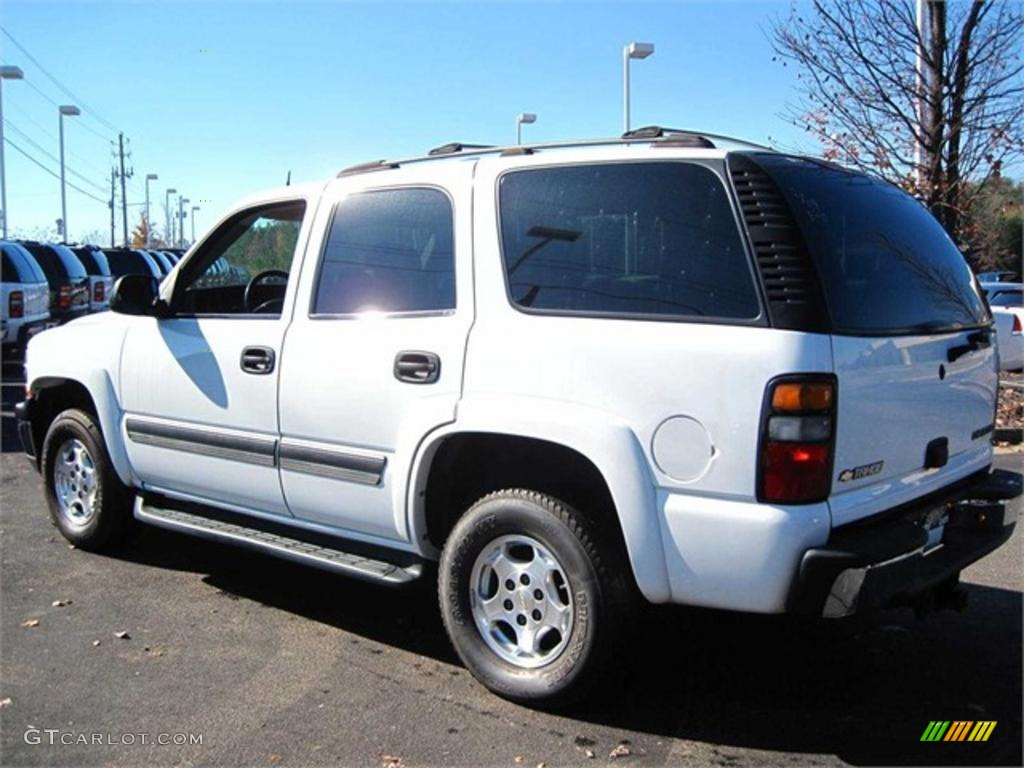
[438, 489, 630, 706]
[41, 408, 133, 551]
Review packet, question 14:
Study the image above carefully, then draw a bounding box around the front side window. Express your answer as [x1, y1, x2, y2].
[174, 201, 306, 316]
[312, 188, 455, 315]
[498, 162, 760, 320]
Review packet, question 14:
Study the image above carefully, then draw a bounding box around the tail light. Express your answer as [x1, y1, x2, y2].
[1013, 314, 1022, 335]
[9, 291, 24, 318]
[57, 284, 71, 310]
[93, 281, 105, 303]
[759, 377, 836, 504]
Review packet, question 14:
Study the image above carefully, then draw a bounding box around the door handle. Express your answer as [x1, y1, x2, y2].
[394, 351, 440, 384]
[240, 346, 276, 375]
[947, 328, 993, 363]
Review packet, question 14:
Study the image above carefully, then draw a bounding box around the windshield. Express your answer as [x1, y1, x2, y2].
[754, 155, 989, 335]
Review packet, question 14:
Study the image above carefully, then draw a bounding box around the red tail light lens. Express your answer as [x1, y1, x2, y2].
[9, 291, 24, 318]
[1013, 314, 1022, 334]
[57, 284, 71, 310]
[93, 281, 105, 303]
[759, 376, 836, 504]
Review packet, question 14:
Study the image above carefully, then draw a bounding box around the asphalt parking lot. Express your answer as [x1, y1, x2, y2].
[1, 360, 1021, 767]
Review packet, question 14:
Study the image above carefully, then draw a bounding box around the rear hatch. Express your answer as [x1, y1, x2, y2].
[1, 243, 50, 319]
[751, 155, 995, 526]
[24, 244, 90, 317]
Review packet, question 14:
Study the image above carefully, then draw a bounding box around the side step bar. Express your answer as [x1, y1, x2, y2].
[134, 498, 422, 586]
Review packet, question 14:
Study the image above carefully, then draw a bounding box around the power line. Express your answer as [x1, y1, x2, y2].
[4, 119, 109, 194]
[0, 26, 121, 135]
[4, 137, 108, 205]
[5, 101, 110, 177]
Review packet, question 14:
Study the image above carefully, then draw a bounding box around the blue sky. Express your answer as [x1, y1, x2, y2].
[1, 0, 811, 244]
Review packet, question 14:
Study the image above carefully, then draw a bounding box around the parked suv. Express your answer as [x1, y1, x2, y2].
[70, 246, 113, 313]
[15, 128, 1021, 705]
[1, 241, 51, 355]
[19, 242, 89, 324]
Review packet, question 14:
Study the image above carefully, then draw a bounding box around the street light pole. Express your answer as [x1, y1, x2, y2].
[623, 41, 654, 134]
[58, 105, 81, 242]
[191, 206, 199, 243]
[0, 66, 24, 240]
[178, 197, 189, 248]
[165, 188, 176, 246]
[144, 173, 158, 248]
[516, 113, 536, 145]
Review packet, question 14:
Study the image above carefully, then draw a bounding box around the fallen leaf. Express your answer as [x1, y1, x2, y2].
[536, 763, 546, 768]
[51, 599, 72, 608]
[381, 755, 404, 768]
[0, 697, 12, 708]
[585, 750, 596, 759]
[114, 631, 130, 640]
[92, 640, 101, 647]
[609, 743, 632, 759]
[20, 619, 39, 628]
[514, 758, 525, 765]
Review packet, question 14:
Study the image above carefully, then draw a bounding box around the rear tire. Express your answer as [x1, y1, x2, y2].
[439, 489, 631, 706]
[41, 408, 133, 551]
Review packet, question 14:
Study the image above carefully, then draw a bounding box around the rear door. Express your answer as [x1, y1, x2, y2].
[278, 163, 474, 543]
[755, 156, 995, 525]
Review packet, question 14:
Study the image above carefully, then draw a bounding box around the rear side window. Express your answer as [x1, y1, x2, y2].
[755, 156, 988, 334]
[23, 245, 68, 284]
[498, 162, 759, 320]
[989, 289, 1022, 308]
[1, 250, 18, 282]
[312, 188, 455, 315]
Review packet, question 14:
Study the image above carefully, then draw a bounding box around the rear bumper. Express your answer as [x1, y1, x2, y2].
[789, 468, 1020, 617]
[14, 398, 36, 464]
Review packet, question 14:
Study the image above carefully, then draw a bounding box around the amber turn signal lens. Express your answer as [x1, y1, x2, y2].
[772, 382, 833, 412]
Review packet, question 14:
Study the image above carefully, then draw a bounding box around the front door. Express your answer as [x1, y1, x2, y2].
[120, 195, 315, 516]
[278, 165, 474, 543]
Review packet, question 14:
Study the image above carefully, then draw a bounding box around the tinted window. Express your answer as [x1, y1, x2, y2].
[756, 156, 988, 334]
[1, 250, 17, 282]
[105, 249, 157, 278]
[23, 244, 86, 283]
[313, 188, 455, 315]
[73, 248, 111, 276]
[2, 244, 44, 282]
[498, 163, 759, 320]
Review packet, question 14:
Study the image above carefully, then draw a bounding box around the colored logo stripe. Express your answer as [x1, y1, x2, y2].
[921, 721, 996, 742]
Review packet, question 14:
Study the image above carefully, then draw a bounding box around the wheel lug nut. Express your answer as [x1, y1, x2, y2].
[516, 614, 527, 626]
[520, 574, 530, 586]
[531, 609, 542, 621]
[505, 579, 515, 591]
[503, 599, 513, 611]
[533, 589, 543, 601]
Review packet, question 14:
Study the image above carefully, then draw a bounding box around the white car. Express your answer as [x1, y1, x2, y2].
[981, 281, 1022, 371]
[15, 127, 1021, 705]
[1, 241, 51, 356]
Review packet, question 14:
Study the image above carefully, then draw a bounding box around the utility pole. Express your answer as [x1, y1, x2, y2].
[109, 168, 116, 249]
[117, 133, 132, 246]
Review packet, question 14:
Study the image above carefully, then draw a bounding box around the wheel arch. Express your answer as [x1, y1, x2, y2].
[408, 396, 672, 603]
[28, 372, 134, 486]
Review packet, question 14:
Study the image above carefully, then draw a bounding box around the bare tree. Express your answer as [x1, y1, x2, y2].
[771, 0, 1023, 257]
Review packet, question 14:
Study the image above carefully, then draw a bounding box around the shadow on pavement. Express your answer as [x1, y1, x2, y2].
[116, 523, 1022, 767]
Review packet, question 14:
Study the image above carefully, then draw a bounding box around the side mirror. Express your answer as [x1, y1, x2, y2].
[110, 274, 161, 316]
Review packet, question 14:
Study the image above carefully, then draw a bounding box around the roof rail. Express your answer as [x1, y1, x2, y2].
[427, 142, 496, 156]
[333, 127, 772, 178]
[623, 125, 771, 151]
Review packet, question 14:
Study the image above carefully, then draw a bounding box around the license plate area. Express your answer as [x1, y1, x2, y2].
[921, 504, 950, 552]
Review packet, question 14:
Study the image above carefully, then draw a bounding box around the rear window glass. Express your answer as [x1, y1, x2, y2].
[498, 162, 759, 320]
[74, 248, 111, 276]
[106, 249, 156, 278]
[2, 244, 47, 283]
[756, 156, 988, 334]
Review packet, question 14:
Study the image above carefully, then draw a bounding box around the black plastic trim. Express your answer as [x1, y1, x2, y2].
[125, 418, 277, 466]
[278, 441, 386, 485]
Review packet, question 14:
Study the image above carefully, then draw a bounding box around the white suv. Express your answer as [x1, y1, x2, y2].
[16, 128, 1021, 704]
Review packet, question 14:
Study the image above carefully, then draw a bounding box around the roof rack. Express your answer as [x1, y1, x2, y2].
[334, 125, 771, 178]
